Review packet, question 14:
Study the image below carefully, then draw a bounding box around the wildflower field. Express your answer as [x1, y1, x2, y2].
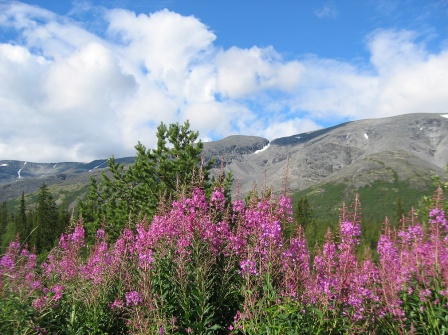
[1, 186, 448, 334]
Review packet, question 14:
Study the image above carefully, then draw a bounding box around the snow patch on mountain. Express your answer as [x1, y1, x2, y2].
[17, 161, 27, 178]
[254, 143, 270, 154]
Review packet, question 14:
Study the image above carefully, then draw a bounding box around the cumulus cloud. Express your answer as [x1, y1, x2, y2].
[0, 2, 447, 162]
[215, 46, 303, 99]
[293, 30, 448, 121]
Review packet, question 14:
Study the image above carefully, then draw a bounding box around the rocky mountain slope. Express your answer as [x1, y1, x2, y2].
[218, 113, 448, 195]
[1, 113, 447, 205]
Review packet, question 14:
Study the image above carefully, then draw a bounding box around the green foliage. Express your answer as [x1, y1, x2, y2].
[15, 192, 33, 247]
[0, 201, 10, 251]
[292, 179, 435, 251]
[400, 279, 448, 334]
[0, 290, 37, 334]
[293, 197, 317, 241]
[34, 287, 127, 335]
[78, 121, 232, 243]
[417, 169, 448, 219]
[146, 238, 241, 334]
[30, 184, 66, 254]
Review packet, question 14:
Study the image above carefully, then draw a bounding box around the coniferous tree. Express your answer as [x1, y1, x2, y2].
[78, 121, 232, 243]
[58, 203, 71, 232]
[294, 197, 314, 229]
[31, 183, 60, 254]
[15, 192, 31, 244]
[0, 201, 9, 250]
[294, 197, 318, 244]
[396, 197, 405, 225]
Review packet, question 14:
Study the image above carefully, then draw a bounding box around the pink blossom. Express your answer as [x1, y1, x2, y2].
[125, 291, 143, 306]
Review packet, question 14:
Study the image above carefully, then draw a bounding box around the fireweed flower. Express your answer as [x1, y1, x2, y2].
[138, 250, 155, 269]
[9, 241, 20, 250]
[32, 296, 47, 311]
[340, 220, 361, 246]
[419, 288, 432, 302]
[233, 199, 245, 213]
[96, 228, 106, 240]
[239, 259, 258, 276]
[211, 187, 226, 209]
[125, 291, 143, 306]
[0, 255, 15, 269]
[51, 285, 64, 302]
[429, 208, 447, 230]
[30, 281, 42, 290]
[71, 224, 85, 245]
[110, 299, 124, 310]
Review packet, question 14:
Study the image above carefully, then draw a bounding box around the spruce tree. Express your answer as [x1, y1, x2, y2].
[396, 197, 404, 225]
[15, 192, 31, 244]
[294, 197, 314, 228]
[31, 184, 60, 254]
[0, 201, 9, 250]
[294, 197, 317, 243]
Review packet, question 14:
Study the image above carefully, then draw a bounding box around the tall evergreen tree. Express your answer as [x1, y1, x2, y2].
[78, 121, 232, 243]
[31, 184, 60, 254]
[0, 201, 9, 250]
[294, 197, 314, 228]
[58, 203, 71, 232]
[15, 192, 31, 244]
[396, 197, 405, 225]
[294, 197, 317, 242]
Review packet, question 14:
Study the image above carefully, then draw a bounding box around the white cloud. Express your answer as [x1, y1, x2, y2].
[293, 30, 448, 121]
[0, 3, 447, 162]
[368, 30, 448, 117]
[215, 46, 303, 99]
[262, 118, 321, 140]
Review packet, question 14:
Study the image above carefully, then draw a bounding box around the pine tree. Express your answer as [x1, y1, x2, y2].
[78, 121, 232, 243]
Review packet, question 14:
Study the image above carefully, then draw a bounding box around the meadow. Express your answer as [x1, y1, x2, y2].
[1, 185, 448, 334]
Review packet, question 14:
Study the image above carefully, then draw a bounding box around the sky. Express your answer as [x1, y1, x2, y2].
[0, 0, 447, 163]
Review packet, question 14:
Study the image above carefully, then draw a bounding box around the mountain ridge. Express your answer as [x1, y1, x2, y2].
[1, 113, 447, 205]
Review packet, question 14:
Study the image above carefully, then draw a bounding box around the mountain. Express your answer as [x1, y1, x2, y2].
[207, 113, 447, 195]
[1, 113, 447, 209]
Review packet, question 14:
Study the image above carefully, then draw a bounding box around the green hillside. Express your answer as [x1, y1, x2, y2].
[291, 178, 436, 251]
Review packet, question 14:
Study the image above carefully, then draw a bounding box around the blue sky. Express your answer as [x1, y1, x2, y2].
[0, 0, 447, 162]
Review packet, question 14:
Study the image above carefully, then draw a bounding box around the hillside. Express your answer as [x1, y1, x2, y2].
[1, 113, 447, 211]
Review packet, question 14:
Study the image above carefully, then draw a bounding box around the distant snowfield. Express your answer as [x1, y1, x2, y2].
[254, 143, 270, 154]
[441, 114, 448, 119]
[0, 164, 8, 167]
[364, 133, 369, 139]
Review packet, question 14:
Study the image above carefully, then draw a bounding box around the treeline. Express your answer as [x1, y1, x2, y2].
[0, 184, 70, 254]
